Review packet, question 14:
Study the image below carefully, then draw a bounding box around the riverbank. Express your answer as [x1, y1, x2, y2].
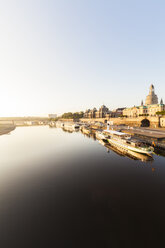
[0, 125, 16, 136]
[79, 122, 165, 150]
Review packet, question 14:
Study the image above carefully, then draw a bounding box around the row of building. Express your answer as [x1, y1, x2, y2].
[83, 105, 125, 119]
[83, 85, 165, 119]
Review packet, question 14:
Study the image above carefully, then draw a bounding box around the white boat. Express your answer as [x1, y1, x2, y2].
[106, 130, 154, 155]
[64, 122, 79, 129]
[73, 123, 80, 129]
[98, 139, 153, 162]
[82, 126, 92, 135]
[95, 131, 109, 140]
[56, 121, 64, 128]
[49, 121, 56, 127]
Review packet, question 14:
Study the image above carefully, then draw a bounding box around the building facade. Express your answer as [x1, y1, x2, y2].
[123, 85, 165, 117]
[160, 117, 165, 127]
[84, 105, 111, 118]
[111, 108, 125, 117]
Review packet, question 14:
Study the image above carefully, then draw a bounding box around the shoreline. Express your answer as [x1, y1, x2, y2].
[0, 125, 16, 136]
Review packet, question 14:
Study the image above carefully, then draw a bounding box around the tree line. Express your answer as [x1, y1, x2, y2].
[156, 111, 165, 115]
[61, 111, 84, 119]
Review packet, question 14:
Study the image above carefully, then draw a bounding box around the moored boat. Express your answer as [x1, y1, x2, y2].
[82, 126, 92, 135]
[64, 122, 80, 129]
[99, 140, 153, 162]
[95, 130, 109, 141]
[56, 121, 64, 128]
[106, 130, 154, 155]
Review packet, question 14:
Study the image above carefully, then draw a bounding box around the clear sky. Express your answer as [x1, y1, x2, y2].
[0, 0, 165, 116]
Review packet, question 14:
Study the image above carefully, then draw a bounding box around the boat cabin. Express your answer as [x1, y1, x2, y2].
[104, 130, 131, 139]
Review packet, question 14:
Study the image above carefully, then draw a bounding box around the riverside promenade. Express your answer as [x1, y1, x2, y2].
[120, 126, 165, 139]
[116, 126, 165, 150]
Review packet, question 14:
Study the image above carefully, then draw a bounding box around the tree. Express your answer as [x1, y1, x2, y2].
[156, 111, 165, 115]
[61, 111, 84, 119]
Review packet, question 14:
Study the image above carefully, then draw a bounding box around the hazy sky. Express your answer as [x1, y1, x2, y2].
[0, 0, 165, 116]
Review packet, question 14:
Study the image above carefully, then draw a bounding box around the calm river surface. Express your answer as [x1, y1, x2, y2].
[0, 126, 165, 247]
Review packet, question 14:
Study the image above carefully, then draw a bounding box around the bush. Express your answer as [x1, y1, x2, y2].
[156, 111, 165, 115]
[139, 114, 149, 116]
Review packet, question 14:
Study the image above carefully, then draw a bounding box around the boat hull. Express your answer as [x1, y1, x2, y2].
[107, 139, 153, 155]
[82, 128, 91, 135]
[99, 140, 153, 162]
[96, 133, 107, 140]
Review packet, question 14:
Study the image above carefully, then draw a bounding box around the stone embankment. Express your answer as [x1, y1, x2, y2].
[81, 116, 160, 128]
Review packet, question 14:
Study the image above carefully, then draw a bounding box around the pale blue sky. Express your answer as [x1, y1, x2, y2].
[0, 0, 165, 116]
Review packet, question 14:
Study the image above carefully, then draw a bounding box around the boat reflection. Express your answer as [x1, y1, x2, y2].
[62, 126, 79, 133]
[98, 140, 154, 162]
[81, 130, 96, 141]
[153, 148, 165, 157]
[50, 124, 155, 163]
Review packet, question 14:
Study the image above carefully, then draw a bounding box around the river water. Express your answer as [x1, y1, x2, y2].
[0, 126, 165, 247]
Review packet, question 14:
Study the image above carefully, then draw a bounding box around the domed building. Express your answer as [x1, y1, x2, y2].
[145, 84, 158, 105]
[123, 84, 165, 117]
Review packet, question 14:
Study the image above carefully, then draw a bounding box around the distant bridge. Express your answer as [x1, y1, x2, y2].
[0, 117, 50, 126]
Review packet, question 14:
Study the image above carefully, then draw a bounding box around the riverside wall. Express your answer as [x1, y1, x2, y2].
[80, 116, 160, 128]
[59, 118, 80, 122]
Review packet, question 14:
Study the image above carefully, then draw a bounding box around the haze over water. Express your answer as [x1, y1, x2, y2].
[0, 126, 165, 247]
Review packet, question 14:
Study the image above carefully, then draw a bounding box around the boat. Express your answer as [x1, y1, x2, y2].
[106, 130, 154, 155]
[56, 121, 64, 128]
[62, 127, 74, 133]
[82, 126, 92, 135]
[95, 130, 109, 141]
[49, 121, 56, 127]
[99, 140, 153, 162]
[80, 123, 90, 130]
[63, 122, 80, 129]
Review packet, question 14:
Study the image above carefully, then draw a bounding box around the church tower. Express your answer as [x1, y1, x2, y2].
[145, 84, 158, 105]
